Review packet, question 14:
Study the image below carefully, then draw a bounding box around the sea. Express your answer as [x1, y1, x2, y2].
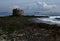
[27, 13, 60, 26]
[0, 12, 60, 26]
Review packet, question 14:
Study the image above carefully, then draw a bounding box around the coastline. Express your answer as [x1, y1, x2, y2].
[30, 16, 60, 26]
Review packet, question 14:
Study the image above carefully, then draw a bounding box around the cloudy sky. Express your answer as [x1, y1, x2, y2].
[0, 0, 60, 13]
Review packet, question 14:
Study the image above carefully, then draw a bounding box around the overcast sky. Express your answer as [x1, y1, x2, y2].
[0, 0, 60, 13]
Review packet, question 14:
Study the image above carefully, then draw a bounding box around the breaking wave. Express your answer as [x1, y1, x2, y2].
[31, 16, 60, 25]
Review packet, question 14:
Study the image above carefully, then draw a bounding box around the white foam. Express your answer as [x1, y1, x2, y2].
[32, 16, 60, 25]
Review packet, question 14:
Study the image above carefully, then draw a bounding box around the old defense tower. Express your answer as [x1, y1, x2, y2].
[13, 8, 24, 16]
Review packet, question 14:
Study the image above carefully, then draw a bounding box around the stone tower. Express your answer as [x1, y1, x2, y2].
[13, 8, 24, 16]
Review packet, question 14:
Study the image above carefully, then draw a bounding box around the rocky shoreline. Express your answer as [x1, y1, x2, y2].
[0, 16, 60, 41]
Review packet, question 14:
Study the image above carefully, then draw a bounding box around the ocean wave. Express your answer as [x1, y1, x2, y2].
[31, 16, 60, 25]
